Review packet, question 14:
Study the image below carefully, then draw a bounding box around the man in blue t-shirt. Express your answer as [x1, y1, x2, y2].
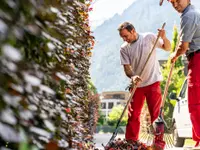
[169, 0, 200, 147]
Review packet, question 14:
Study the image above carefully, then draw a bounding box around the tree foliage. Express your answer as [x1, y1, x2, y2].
[107, 105, 128, 126]
[0, 0, 97, 149]
[97, 110, 106, 125]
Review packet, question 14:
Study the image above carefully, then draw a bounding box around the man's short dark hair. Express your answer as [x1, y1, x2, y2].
[118, 22, 135, 32]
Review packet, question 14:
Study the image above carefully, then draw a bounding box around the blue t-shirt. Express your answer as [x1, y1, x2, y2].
[180, 5, 200, 56]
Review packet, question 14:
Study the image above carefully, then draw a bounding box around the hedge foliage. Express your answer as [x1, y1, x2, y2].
[0, 0, 98, 149]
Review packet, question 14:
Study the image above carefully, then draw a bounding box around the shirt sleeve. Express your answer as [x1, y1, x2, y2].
[120, 48, 130, 65]
[180, 15, 197, 42]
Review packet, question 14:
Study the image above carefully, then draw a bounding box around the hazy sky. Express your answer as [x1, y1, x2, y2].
[89, 0, 137, 29]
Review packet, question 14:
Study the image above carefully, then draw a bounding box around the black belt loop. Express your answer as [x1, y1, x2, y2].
[187, 49, 200, 61]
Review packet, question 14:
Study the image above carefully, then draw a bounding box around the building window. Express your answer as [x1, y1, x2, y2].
[113, 94, 125, 99]
[108, 102, 114, 109]
[113, 94, 121, 99]
[101, 102, 106, 109]
[117, 102, 121, 105]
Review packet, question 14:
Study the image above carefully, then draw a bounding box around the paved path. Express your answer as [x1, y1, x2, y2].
[93, 133, 125, 149]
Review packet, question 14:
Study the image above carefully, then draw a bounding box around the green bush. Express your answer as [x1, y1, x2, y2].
[107, 105, 128, 126]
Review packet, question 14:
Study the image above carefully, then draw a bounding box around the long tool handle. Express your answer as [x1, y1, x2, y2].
[139, 22, 166, 76]
[159, 0, 164, 6]
[158, 62, 175, 130]
[158, 35, 181, 132]
[105, 22, 166, 147]
[106, 85, 137, 146]
[161, 62, 175, 108]
[160, 35, 180, 112]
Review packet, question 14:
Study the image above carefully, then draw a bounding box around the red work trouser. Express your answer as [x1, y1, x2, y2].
[188, 52, 200, 142]
[125, 81, 162, 141]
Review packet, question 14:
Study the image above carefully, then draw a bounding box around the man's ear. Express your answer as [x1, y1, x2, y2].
[131, 29, 135, 34]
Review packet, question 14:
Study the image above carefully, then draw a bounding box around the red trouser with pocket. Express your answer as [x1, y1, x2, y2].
[125, 81, 162, 141]
[188, 52, 200, 142]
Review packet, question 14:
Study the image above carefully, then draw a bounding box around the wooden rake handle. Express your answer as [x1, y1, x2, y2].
[160, 35, 180, 110]
[161, 62, 175, 108]
[139, 22, 166, 76]
[159, 0, 164, 6]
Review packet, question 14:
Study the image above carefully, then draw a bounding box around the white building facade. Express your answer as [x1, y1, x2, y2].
[100, 91, 130, 119]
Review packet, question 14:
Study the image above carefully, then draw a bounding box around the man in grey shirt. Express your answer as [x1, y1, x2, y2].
[118, 22, 171, 149]
[169, 0, 200, 147]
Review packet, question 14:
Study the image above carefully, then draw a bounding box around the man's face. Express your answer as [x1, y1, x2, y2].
[120, 29, 136, 43]
[169, 0, 189, 13]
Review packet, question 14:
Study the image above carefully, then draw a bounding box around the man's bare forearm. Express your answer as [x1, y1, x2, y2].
[123, 65, 134, 78]
[162, 37, 171, 51]
[175, 41, 189, 57]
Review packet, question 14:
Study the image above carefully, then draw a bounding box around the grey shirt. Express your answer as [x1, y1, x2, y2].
[120, 33, 163, 87]
[180, 4, 200, 56]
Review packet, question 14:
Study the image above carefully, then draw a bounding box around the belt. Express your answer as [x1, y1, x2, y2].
[187, 49, 200, 61]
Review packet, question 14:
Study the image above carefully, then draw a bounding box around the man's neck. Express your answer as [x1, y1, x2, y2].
[181, 3, 191, 13]
[131, 34, 139, 44]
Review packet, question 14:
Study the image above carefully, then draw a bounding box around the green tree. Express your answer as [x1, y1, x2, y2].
[97, 110, 106, 125]
[161, 25, 185, 127]
[107, 105, 128, 126]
